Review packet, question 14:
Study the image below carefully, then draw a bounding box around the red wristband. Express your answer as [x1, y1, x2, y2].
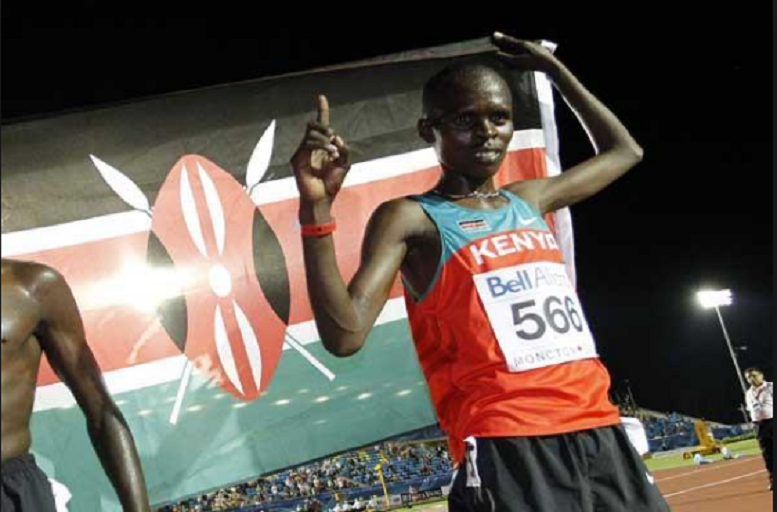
[301, 220, 337, 237]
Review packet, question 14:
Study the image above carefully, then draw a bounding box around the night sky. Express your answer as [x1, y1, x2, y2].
[3, 5, 772, 424]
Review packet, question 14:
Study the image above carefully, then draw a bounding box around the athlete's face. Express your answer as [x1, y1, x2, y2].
[423, 71, 514, 180]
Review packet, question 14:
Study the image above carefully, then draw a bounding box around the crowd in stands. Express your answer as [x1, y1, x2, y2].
[616, 394, 749, 454]
[158, 437, 453, 512]
[643, 412, 697, 452]
[159, 406, 751, 511]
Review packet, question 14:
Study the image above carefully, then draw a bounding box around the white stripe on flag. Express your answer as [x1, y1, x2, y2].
[534, 71, 576, 286]
[2, 131, 546, 257]
[1, 211, 153, 257]
[34, 356, 189, 412]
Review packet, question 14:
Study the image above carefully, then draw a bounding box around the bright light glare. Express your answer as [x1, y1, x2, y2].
[697, 289, 733, 309]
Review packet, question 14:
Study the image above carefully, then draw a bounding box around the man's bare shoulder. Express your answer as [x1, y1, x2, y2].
[369, 195, 436, 241]
[2, 259, 66, 296]
[376, 195, 427, 219]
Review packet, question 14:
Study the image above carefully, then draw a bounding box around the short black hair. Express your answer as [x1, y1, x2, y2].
[745, 367, 764, 376]
[422, 59, 513, 120]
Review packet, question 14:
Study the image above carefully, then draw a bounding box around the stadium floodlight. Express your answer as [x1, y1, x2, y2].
[696, 289, 748, 397]
[697, 289, 733, 309]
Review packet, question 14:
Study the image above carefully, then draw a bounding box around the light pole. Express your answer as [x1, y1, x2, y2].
[697, 289, 751, 425]
[625, 379, 638, 413]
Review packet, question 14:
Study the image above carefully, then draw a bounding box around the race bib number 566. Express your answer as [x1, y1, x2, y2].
[473, 262, 598, 373]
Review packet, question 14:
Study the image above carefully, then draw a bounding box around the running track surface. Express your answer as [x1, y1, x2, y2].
[408, 456, 773, 511]
[655, 455, 772, 511]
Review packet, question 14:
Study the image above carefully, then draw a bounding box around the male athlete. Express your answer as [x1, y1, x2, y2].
[290, 33, 669, 511]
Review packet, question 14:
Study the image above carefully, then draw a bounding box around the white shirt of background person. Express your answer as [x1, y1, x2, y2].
[747, 381, 774, 422]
